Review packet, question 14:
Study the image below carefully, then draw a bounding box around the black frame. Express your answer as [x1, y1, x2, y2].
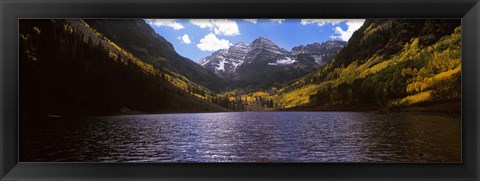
[1, 0, 479, 180]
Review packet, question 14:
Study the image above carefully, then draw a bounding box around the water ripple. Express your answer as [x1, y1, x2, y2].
[20, 112, 460, 162]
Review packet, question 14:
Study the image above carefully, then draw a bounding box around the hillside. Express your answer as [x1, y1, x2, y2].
[83, 19, 226, 92]
[272, 19, 461, 112]
[19, 19, 229, 117]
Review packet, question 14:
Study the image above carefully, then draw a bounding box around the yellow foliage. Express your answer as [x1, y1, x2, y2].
[33, 27, 41, 34]
[73, 19, 217, 101]
[405, 29, 461, 94]
[407, 65, 461, 93]
[392, 91, 432, 106]
[252, 91, 270, 97]
[275, 25, 461, 110]
[275, 84, 321, 108]
[358, 57, 393, 78]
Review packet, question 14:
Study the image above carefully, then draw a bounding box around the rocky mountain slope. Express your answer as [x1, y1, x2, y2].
[291, 40, 347, 65]
[199, 42, 250, 80]
[199, 37, 346, 87]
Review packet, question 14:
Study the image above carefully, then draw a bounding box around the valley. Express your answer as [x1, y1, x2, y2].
[19, 19, 461, 116]
[199, 19, 461, 113]
[18, 18, 462, 163]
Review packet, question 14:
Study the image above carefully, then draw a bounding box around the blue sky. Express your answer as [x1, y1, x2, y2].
[145, 19, 365, 62]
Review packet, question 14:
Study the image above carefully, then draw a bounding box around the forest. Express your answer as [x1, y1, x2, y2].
[19, 19, 461, 116]
[20, 19, 228, 116]
[271, 19, 461, 112]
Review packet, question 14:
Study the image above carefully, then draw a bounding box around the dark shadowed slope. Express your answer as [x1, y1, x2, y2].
[19, 19, 228, 117]
[84, 19, 226, 92]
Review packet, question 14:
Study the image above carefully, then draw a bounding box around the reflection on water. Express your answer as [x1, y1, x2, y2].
[20, 112, 461, 162]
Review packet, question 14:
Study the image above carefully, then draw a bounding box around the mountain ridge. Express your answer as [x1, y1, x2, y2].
[199, 37, 346, 87]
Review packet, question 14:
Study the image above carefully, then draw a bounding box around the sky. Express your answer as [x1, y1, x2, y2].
[145, 19, 366, 62]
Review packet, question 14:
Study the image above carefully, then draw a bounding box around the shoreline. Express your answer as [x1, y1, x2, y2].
[20, 103, 460, 119]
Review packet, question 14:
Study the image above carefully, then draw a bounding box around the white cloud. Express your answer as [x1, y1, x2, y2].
[197, 33, 232, 51]
[300, 19, 365, 41]
[189, 19, 240, 36]
[330, 19, 366, 41]
[300, 19, 347, 26]
[270, 19, 285, 24]
[144, 19, 185, 30]
[243, 19, 258, 24]
[178, 34, 192, 44]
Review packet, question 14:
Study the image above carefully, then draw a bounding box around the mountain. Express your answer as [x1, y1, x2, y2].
[199, 37, 346, 87]
[274, 19, 461, 111]
[199, 42, 250, 79]
[291, 40, 347, 65]
[83, 19, 225, 92]
[19, 19, 228, 116]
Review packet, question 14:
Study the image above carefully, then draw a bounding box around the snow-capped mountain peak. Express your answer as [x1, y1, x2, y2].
[198, 38, 346, 81]
[197, 42, 250, 78]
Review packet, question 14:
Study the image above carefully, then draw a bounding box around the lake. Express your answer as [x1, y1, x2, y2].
[20, 111, 461, 162]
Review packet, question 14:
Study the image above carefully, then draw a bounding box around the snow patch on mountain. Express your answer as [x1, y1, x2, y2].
[216, 59, 225, 71]
[268, 57, 296, 65]
[199, 58, 210, 66]
[198, 42, 249, 73]
[199, 38, 346, 81]
[231, 61, 243, 69]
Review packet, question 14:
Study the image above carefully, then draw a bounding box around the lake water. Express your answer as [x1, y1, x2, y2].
[20, 111, 461, 162]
